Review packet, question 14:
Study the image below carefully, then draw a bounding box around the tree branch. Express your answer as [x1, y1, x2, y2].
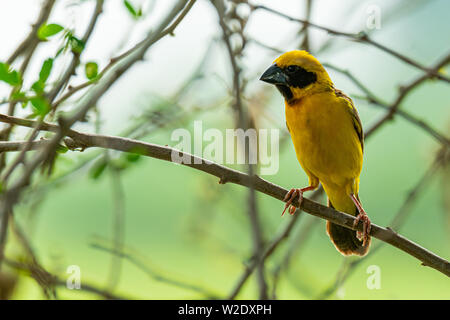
[0, 114, 448, 277]
[212, 0, 268, 299]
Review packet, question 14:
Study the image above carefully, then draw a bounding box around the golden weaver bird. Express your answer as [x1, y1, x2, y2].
[260, 50, 371, 256]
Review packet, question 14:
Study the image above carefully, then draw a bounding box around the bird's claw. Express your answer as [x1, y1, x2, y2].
[353, 213, 371, 246]
[282, 188, 304, 216]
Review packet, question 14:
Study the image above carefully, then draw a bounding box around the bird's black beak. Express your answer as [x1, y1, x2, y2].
[259, 64, 288, 85]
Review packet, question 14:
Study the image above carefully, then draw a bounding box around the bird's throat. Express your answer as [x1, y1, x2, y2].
[276, 84, 293, 101]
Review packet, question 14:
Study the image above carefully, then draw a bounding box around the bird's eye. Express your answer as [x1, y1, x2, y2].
[286, 65, 299, 73]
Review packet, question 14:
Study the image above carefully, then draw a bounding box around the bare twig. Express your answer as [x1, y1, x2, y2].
[298, 0, 313, 51]
[365, 53, 450, 136]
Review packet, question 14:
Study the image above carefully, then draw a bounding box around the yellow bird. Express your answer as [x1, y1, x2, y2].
[260, 50, 371, 256]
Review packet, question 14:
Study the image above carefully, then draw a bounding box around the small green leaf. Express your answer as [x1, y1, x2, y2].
[30, 96, 50, 116]
[69, 36, 85, 54]
[126, 153, 141, 162]
[31, 80, 45, 94]
[124, 0, 138, 17]
[85, 62, 98, 80]
[39, 58, 53, 83]
[90, 160, 108, 180]
[12, 91, 29, 108]
[56, 144, 69, 154]
[0, 63, 22, 86]
[38, 23, 64, 40]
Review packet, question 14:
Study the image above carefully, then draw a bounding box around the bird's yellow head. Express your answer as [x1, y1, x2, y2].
[260, 50, 333, 103]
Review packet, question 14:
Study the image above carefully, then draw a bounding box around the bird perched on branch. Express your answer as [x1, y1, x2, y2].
[260, 50, 371, 256]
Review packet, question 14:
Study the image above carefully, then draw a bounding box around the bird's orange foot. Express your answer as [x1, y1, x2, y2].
[282, 188, 304, 216]
[353, 213, 371, 246]
[350, 194, 371, 246]
[282, 186, 316, 216]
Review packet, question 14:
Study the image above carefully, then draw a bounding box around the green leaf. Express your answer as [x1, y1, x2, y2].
[126, 152, 141, 162]
[90, 160, 108, 180]
[11, 91, 26, 101]
[123, 0, 142, 19]
[56, 144, 69, 154]
[85, 62, 98, 80]
[30, 96, 50, 116]
[0, 63, 22, 86]
[38, 23, 64, 40]
[69, 36, 85, 54]
[31, 80, 45, 94]
[39, 58, 53, 83]
[55, 46, 65, 57]
[11, 91, 29, 108]
[124, 0, 137, 17]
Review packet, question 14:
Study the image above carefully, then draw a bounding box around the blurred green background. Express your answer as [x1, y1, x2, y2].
[1, 0, 449, 299]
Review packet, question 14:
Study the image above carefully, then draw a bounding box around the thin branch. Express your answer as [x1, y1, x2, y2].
[365, 53, 450, 136]
[46, 0, 104, 104]
[0, 0, 57, 173]
[106, 166, 126, 291]
[91, 241, 219, 299]
[253, 4, 450, 83]
[0, 139, 50, 152]
[270, 215, 321, 299]
[298, 0, 313, 51]
[6, 0, 56, 64]
[213, 0, 268, 299]
[52, 0, 196, 110]
[0, 114, 448, 277]
[4, 258, 126, 299]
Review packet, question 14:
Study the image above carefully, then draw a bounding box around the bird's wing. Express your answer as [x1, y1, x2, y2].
[334, 88, 364, 153]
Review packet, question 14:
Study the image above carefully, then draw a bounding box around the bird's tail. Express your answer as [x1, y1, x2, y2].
[326, 198, 370, 256]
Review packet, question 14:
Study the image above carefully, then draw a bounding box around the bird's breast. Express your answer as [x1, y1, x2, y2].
[285, 94, 362, 186]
